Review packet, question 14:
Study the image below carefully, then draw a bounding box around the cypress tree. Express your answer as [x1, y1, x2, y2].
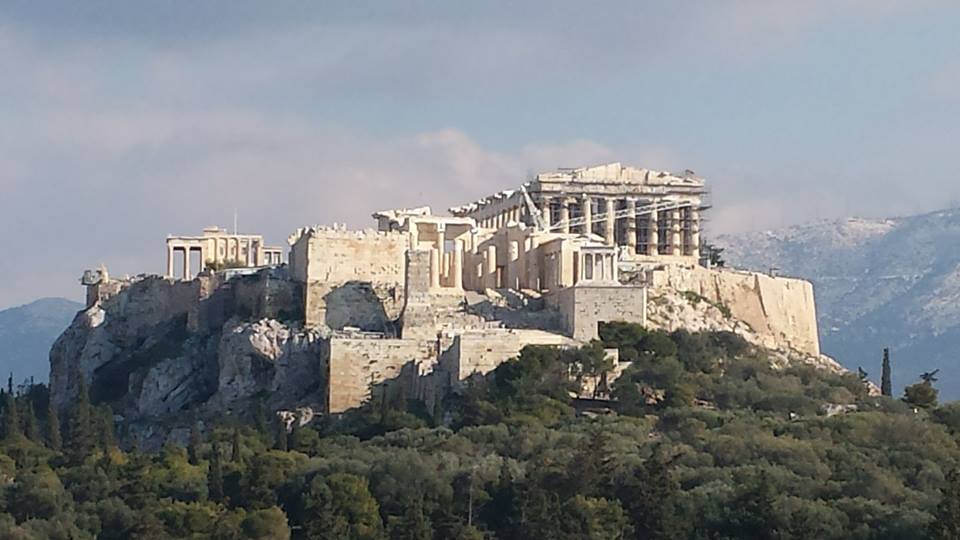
[288, 412, 302, 452]
[47, 400, 62, 451]
[231, 427, 242, 462]
[209, 441, 225, 503]
[253, 398, 268, 436]
[1, 391, 18, 440]
[98, 405, 115, 451]
[881, 348, 892, 397]
[274, 417, 288, 451]
[22, 401, 40, 442]
[67, 376, 95, 463]
[188, 421, 202, 465]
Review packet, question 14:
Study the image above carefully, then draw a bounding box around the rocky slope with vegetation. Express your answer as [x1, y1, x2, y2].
[717, 208, 960, 399]
[2, 325, 959, 539]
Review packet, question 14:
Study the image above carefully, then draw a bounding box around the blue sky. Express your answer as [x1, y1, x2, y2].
[1, 1, 959, 308]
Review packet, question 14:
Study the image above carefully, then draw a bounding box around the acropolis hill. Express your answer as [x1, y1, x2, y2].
[50, 162, 834, 446]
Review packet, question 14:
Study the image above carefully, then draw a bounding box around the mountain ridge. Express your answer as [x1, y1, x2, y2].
[718, 207, 960, 399]
[0, 297, 82, 384]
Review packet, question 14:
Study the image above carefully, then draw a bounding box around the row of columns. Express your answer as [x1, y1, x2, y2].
[428, 224, 465, 291]
[166, 245, 201, 280]
[478, 205, 524, 229]
[538, 195, 700, 257]
[579, 250, 618, 283]
[166, 236, 277, 279]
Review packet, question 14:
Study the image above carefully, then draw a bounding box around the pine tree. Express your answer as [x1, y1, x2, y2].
[47, 400, 62, 451]
[881, 348, 892, 397]
[388, 495, 433, 540]
[232, 427, 242, 462]
[616, 453, 682, 540]
[22, 401, 40, 442]
[931, 469, 960, 539]
[188, 421, 202, 465]
[209, 441, 225, 503]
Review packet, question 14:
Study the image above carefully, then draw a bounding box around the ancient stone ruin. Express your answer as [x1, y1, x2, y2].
[54, 162, 828, 446]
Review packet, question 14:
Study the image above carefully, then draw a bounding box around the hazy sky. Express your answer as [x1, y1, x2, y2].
[2, 1, 960, 309]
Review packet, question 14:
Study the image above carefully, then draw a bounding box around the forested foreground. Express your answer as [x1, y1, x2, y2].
[4, 326, 960, 539]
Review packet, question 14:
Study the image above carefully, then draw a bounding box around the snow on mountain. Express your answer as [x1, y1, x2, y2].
[718, 208, 960, 399]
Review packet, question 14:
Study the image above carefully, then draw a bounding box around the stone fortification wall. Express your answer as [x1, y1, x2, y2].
[448, 329, 577, 383]
[327, 337, 438, 414]
[546, 285, 647, 341]
[231, 270, 301, 321]
[289, 227, 408, 328]
[290, 227, 407, 284]
[651, 265, 820, 356]
[326, 328, 578, 414]
[401, 250, 438, 339]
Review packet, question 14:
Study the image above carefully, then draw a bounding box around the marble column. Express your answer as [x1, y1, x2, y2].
[507, 240, 520, 289]
[626, 198, 638, 253]
[540, 197, 552, 228]
[166, 244, 175, 277]
[559, 197, 571, 234]
[429, 248, 441, 289]
[582, 195, 592, 235]
[435, 224, 446, 285]
[484, 245, 498, 289]
[604, 198, 615, 245]
[648, 211, 660, 256]
[182, 247, 191, 280]
[671, 209, 682, 255]
[452, 240, 464, 289]
[689, 209, 701, 258]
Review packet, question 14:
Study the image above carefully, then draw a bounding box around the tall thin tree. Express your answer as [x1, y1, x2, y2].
[47, 399, 62, 451]
[188, 420, 202, 465]
[209, 441, 224, 503]
[231, 427, 242, 462]
[1, 390, 18, 440]
[67, 375, 95, 463]
[881, 348, 893, 397]
[22, 401, 40, 442]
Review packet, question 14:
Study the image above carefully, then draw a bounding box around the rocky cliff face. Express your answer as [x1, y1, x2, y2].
[646, 288, 846, 375]
[49, 272, 322, 448]
[718, 208, 960, 399]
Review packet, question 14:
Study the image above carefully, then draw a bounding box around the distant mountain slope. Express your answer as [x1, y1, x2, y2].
[0, 298, 82, 384]
[717, 208, 960, 399]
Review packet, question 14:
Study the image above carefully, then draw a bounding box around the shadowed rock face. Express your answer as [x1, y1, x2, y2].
[0, 297, 82, 384]
[718, 208, 960, 399]
[49, 274, 325, 450]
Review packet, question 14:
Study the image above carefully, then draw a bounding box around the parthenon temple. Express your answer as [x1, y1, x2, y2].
[165, 227, 284, 279]
[449, 162, 707, 262]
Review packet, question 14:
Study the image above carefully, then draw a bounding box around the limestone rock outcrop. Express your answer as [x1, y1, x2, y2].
[212, 318, 327, 408]
[49, 273, 320, 449]
[647, 287, 845, 375]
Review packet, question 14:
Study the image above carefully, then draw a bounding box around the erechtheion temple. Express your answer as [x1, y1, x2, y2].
[165, 226, 284, 279]
[84, 163, 820, 416]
